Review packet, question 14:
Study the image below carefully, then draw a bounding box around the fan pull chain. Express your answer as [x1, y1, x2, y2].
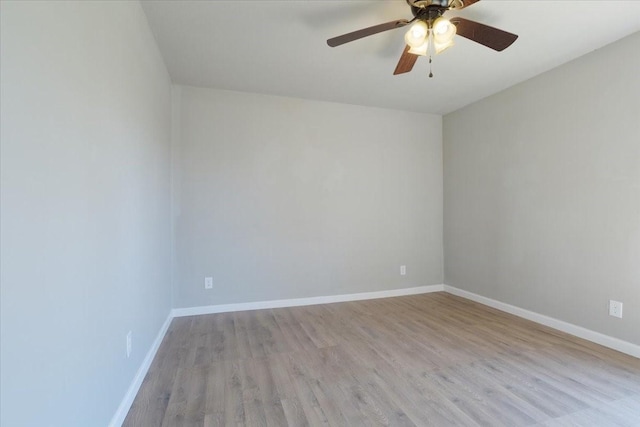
[428, 55, 433, 78]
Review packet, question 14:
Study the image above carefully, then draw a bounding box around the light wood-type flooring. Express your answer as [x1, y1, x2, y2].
[123, 292, 640, 426]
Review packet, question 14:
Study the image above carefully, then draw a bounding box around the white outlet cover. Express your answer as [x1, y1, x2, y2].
[400, 265, 406, 276]
[205, 277, 213, 289]
[609, 300, 623, 318]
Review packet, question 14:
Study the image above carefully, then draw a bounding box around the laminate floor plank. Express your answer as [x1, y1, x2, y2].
[222, 360, 246, 426]
[365, 368, 479, 427]
[203, 361, 225, 422]
[280, 397, 310, 427]
[123, 292, 640, 427]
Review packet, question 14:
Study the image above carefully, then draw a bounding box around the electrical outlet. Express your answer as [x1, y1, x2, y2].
[126, 331, 132, 358]
[204, 277, 213, 289]
[400, 265, 406, 276]
[609, 300, 623, 318]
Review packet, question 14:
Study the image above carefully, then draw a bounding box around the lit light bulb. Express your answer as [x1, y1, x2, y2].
[432, 17, 456, 44]
[404, 21, 428, 48]
[433, 19, 451, 35]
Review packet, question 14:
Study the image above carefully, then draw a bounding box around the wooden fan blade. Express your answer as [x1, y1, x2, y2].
[327, 19, 410, 47]
[393, 45, 418, 75]
[451, 17, 518, 51]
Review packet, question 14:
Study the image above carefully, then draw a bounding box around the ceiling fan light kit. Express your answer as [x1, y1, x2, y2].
[406, 18, 457, 57]
[327, 0, 518, 77]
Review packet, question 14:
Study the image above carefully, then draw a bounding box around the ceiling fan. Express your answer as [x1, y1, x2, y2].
[327, 0, 518, 76]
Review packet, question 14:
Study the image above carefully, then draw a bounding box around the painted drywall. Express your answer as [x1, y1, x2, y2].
[0, 2, 172, 426]
[173, 86, 443, 308]
[444, 32, 640, 346]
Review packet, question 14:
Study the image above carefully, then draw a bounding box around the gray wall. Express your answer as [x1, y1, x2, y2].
[444, 32, 640, 346]
[0, 2, 172, 426]
[173, 86, 443, 308]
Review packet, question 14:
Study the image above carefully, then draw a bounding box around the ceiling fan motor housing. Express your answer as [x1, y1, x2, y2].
[407, 0, 449, 21]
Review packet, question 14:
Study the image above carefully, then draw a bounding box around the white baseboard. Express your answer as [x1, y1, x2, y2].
[172, 284, 445, 317]
[443, 285, 640, 359]
[108, 311, 173, 427]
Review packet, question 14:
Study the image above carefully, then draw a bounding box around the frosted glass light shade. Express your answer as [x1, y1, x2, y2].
[433, 17, 456, 44]
[404, 21, 428, 48]
[408, 40, 429, 56]
[434, 38, 454, 54]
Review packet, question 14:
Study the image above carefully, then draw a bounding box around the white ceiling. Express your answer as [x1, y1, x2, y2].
[141, 0, 640, 114]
